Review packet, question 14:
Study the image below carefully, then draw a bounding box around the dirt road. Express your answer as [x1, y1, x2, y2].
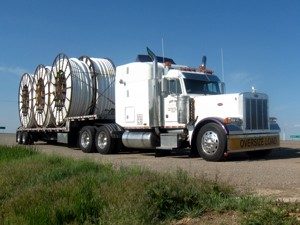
[1, 133, 299, 201]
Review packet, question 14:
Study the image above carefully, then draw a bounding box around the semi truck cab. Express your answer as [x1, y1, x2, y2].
[115, 50, 280, 161]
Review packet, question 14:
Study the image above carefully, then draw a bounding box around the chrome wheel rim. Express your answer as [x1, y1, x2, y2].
[17, 133, 21, 143]
[81, 131, 90, 148]
[97, 131, 107, 149]
[201, 131, 219, 155]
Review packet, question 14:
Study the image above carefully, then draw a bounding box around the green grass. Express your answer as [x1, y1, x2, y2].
[0, 145, 299, 225]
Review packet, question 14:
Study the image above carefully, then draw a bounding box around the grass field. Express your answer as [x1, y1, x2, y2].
[0, 145, 299, 225]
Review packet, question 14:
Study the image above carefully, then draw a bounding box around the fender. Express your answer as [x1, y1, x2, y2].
[95, 123, 124, 139]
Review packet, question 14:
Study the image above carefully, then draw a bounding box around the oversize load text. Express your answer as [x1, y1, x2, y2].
[239, 136, 278, 148]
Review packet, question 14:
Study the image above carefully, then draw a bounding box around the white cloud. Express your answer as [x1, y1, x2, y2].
[0, 66, 27, 76]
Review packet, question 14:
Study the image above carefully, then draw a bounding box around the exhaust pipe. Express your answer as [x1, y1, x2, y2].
[201, 56, 207, 68]
[147, 47, 163, 127]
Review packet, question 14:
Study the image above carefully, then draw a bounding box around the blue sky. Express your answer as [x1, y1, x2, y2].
[0, 0, 299, 139]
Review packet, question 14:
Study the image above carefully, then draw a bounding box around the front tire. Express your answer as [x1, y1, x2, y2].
[95, 126, 115, 154]
[79, 126, 96, 153]
[196, 123, 226, 161]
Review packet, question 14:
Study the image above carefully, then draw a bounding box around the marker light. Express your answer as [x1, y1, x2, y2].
[224, 117, 243, 126]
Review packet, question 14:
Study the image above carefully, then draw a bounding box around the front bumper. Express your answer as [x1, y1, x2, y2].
[227, 133, 280, 152]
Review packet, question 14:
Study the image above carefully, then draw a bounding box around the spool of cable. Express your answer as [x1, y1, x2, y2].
[18, 73, 36, 128]
[49, 53, 93, 126]
[79, 56, 115, 117]
[32, 65, 55, 127]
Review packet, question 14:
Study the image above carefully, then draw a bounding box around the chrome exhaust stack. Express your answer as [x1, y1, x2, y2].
[147, 47, 163, 128]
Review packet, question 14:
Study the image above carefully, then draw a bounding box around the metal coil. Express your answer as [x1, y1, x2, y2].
[18, 73, 36, 128]
[79, 56, 115, 117]
[49, 53, 93, 126]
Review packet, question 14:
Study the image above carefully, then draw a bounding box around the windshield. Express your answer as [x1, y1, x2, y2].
[184, 79, 221, 95]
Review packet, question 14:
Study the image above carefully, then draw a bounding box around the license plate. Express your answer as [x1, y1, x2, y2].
[227, 134, 280, 152]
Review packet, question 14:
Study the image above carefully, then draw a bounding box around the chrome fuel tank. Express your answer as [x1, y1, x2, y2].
[122, 131, 158, 149]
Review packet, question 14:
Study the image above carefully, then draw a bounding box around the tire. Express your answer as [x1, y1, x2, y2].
[95, 126, 115, 154]
[79, 126, 96, 153]
[246, 149, 272, 159]
[22, 132, 34, 145]
[22, 132, 30, 145]
[196, 123, 226, 161]
[16, 131, 23, 144]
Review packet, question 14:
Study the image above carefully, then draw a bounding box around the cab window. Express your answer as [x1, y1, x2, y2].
[166, 79, 182, 95]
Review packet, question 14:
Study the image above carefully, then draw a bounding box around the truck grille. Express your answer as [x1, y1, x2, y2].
[245, 98, 268, 130]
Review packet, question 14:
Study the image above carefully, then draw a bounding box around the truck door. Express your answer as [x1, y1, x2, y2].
[163, 78, 182, 126]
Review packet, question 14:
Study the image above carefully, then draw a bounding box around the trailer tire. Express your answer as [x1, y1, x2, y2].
[17, 131, 23, 144]
[22, 132, 33, 145]
[79, 126, 96, 153]
[95, 126, 114, 154]
[196, 123, 226, 161]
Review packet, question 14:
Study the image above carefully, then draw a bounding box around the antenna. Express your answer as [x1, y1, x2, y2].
[161, 38, 165, 63]
[221, 48, 225, 82]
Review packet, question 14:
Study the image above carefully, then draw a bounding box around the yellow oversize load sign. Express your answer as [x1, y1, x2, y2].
[228, 134, 279, 152]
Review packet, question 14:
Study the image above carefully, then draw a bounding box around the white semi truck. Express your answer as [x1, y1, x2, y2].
[16, 48, 280, 161]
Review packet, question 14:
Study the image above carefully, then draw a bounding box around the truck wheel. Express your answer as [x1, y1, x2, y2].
[196, 123, 226, 161]
[22, 132, 31, 145]
[79, 126, 96, 153]
[95, 126, 114, 154]
[17, 131, 23, 144]
[246, 149, 272, 159]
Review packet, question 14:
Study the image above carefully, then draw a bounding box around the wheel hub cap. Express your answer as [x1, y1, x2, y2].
[81, 131, 90, 148]
[97, 131, 108, 149]
[201, 131, 219, 155]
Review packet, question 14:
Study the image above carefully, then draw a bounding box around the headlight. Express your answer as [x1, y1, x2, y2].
[224, 117, 243, 126]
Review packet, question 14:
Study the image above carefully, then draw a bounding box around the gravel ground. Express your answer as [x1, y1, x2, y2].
[1, 133, 299, 201]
